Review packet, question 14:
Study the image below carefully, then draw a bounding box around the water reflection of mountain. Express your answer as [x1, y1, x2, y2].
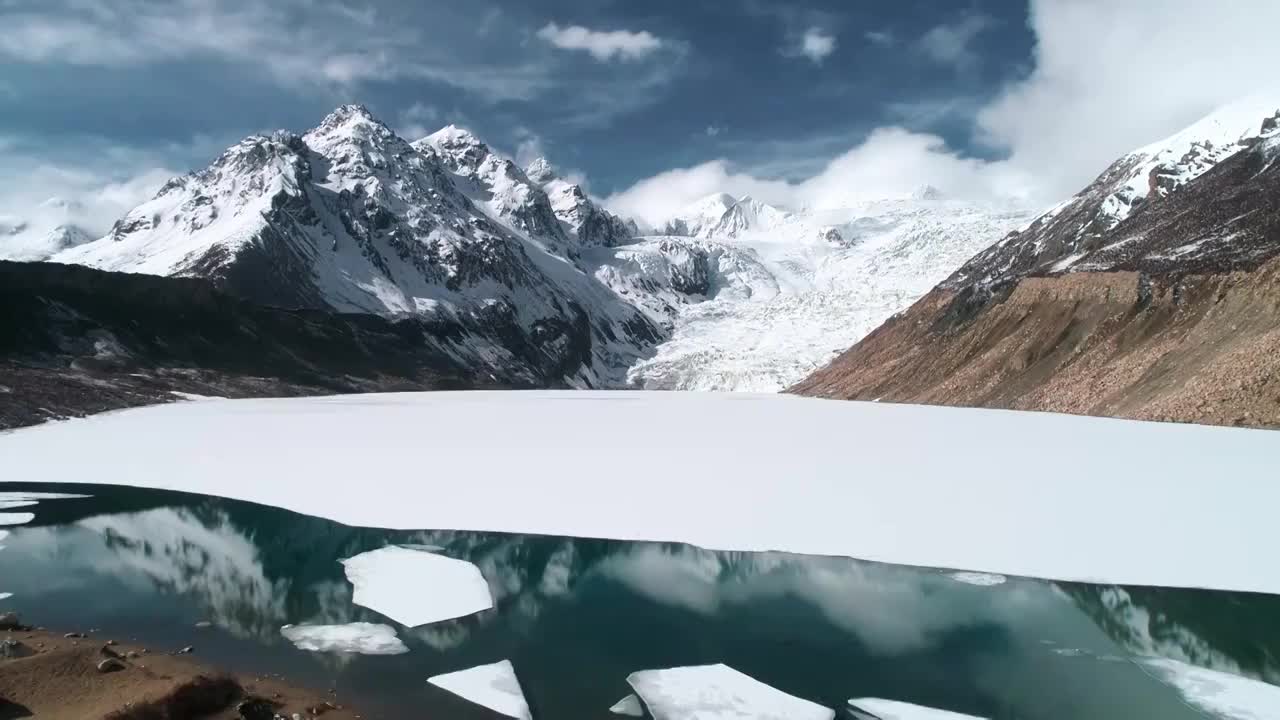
[8, 484, 1278, 719]
[1065, 584, 1280, 683]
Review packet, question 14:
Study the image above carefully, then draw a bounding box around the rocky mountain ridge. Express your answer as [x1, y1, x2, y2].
[794, 99, 1280, 428]
[46, 106, 665, 387]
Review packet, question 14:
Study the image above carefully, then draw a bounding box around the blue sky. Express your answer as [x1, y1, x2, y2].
[3, 0, 1279, 230]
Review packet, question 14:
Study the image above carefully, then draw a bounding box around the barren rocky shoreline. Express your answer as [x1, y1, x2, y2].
[0, 614, 363, 720]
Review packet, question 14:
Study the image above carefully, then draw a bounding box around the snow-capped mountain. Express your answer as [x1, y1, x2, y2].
[0, 198, 95, 262]
[794, 98, 1280, 428]
[661, 193, 791, 239]
[53, 106, 661, 387]
[948, 95, 1280, 288]
[37, 105, 1034, 392]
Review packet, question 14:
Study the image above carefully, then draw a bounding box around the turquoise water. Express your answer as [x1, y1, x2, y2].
[1, 483, 1277, 719]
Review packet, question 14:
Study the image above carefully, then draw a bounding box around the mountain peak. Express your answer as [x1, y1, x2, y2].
[305, 104, 400, 152]
[425, 124, 486, 151]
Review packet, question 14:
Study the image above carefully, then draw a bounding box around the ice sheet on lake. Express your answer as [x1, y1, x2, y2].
[1142, 657, 1280, 720]
[341, 546, 493, 627]
[610, 694, 645, 716]
[0, 492, 89, 501]
[280, 622, 409, 655]
[628, 663, 834, 720]
[0, 513, 34, 526]
[948, 572, 1007, 587]
[427, 659, 532, 720]
[849, 698, 986, 719]
[3, 391, 1280, 594]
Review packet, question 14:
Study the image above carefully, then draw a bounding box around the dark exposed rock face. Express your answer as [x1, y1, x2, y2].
[793, 114, 1280, 429]
[0, 260, 541, 430]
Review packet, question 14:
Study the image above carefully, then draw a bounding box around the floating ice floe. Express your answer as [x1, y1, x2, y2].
[1142, 657, 1280, 720]
[610, 694, 645, 716]
[948, 572, 1006, 587]
[341, 546, 493, 627]
[428, 659, 532, 720]
[0, 513, 34, 526]
[628, 663, 834, 720]
[5, 391, 1280, 594]
[0, 593, 12, 601]
[848, 698, 987, 719]
[280, 622, 409, 655]
[0, 501, 37, 510]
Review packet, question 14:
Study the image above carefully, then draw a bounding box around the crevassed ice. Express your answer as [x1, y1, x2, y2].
[427, 659, 532, 720]
[280, 622, 409, 655]
[628, 663, 834, 720]
[341, 545, 493, 627]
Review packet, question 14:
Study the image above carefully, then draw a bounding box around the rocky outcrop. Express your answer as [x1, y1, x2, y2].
[794, 101, 1280, 429]
[0, 260, 529, 430]
[792, 260, 1280, 427]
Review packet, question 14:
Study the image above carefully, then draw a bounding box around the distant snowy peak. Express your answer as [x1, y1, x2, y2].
[947, 96, 1280, 288]
[663, 193, 790, 239]
[706, 195, 791, 238]
[0, 198, 99, 262]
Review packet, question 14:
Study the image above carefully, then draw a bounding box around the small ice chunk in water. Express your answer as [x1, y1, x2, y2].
[341, 546, 493, 627]
[610, 694, 645, 716]
[849, 698, 987, 719]
[0, 593, 12, 601]
[948, 572, 1007, 586]
[280, 623, 409, 655]
[1142, 657, 1280, 720]
[428, 659, 532, 720]
[628, 663, 834, 720]
[0, 513, 34, 526]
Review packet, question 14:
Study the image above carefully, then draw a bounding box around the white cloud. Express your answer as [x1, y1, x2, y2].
[511, 126, 546, 167]
[0, 0, 559, 103]
[864, 30, 895, 47]
[611, 0, 1280, 225]
[604, 129, 1030, 226]
[918, 13, 992, 68]
[978, 0, 1280, 200]
[797, 27, 837, 64]
[396, 102, 441, 141]
[603, 160, 795, 228]
[536, 22, 663, 62]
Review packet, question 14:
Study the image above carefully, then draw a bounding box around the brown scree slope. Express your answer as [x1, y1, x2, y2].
[793, 110, 1280, 429]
